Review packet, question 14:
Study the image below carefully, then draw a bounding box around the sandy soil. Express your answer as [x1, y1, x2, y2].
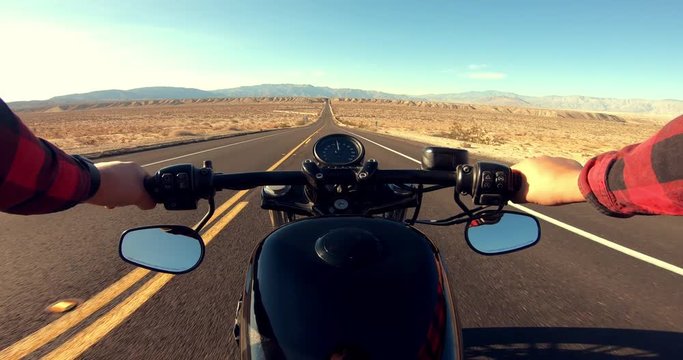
[13, 96, 669, 163]
[331, 99, 666, 164]
[14, 98, 322, 154]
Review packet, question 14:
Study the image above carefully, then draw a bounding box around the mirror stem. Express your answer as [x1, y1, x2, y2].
[194, 196, 215, 233]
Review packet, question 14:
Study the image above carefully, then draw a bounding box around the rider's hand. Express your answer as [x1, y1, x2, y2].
[511, 156, 586, 206]
[86, 161, 156, 210]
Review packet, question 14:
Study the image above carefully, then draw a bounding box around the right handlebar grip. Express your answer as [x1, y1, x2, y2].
[144, 175, 163, 204]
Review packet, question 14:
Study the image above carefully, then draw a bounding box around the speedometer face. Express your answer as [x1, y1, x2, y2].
[313, 134, 365, 166]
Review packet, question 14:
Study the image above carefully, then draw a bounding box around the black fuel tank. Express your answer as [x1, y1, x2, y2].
[241, 216, 449, 359]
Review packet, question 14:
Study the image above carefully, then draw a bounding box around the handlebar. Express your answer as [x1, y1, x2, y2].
[210, 169, 458, 190]
[213, 171, 307, 189]
[145, 160, 521, 211]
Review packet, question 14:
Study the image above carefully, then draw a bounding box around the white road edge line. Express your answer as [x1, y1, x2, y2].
[345, 129, 683, 277]
[507, 203, 683, 276]
[140, 129, 301, 168]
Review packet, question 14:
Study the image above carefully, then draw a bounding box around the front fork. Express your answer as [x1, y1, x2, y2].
[268, 210, 295, 228]
[381, 208, 407, 222]
[233, 295, 242, 344]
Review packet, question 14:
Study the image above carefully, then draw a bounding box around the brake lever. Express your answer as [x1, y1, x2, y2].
[193, 161, 216, 232]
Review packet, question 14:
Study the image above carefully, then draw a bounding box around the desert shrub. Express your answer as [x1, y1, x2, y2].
[170, 130, 198, 137]
[440, 123, 506, 145]
[336, 116, 354, 126]
[79, 137, 97, 145]
[295, 116, 307, 126]
[337, 117, 369, 128]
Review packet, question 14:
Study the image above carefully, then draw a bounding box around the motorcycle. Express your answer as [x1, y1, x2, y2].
[118, 133, 541, 359]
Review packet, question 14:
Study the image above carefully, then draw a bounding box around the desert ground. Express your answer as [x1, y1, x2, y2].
[13, 96, 669, 163]
[331, 98, 667, 164]
[14, 97, 322, 155]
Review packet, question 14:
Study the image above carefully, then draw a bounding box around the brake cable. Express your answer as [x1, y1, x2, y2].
[406, 184, 424, 226]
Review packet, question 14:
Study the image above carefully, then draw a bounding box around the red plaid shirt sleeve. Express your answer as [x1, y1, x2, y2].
[579, 114, 683, 217]
[0, 99, 93, 215]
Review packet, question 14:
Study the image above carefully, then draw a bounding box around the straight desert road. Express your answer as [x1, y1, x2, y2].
[1, 101, 681, 359]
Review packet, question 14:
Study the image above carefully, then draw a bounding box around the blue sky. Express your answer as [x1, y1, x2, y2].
[1, 0, 681, 101]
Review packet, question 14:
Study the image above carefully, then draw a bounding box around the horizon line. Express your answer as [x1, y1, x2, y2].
[5, 83, 682, 103]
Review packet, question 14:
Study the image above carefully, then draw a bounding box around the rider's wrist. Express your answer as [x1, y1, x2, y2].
[557, 168, 584, 203]
[72, 155, 101, 200]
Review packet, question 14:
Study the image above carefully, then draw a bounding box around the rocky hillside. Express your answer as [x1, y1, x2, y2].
[333, 98, 626, 122]
[8, 84, 682, 115]
[16, 97, 323, 113]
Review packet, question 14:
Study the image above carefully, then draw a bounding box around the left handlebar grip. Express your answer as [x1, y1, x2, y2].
[457, 161, 518, 206]
[144, 164, 214, 210]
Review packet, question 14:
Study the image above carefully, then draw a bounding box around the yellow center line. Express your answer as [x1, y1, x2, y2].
[203, 126, 320, 228]
[41, 202, 249, 360]
[0, 188, 250, 360]
[266, 127, 321, 171]
[0, 126, 322, 359]
[201, 189, 249, 229]
[199, 202, 249, 244]
[0, 269, 149, 360]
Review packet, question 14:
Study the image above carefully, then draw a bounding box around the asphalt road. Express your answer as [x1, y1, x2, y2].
[1, 101, 681, 359]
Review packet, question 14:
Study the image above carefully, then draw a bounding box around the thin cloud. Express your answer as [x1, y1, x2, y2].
[464, 72, 507, 80]
[468, 64, 488, 70]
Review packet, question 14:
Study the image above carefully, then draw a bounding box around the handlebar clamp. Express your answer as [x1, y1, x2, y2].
[302, 160, 324, 188]
[356, 159, 378, 183]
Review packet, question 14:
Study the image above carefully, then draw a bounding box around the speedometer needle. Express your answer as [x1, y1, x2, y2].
[336, 140, 340, 151]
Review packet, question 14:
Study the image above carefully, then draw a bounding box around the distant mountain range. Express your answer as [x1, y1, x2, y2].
[8, 84, 683, 115]
[425, 91, 683, 115]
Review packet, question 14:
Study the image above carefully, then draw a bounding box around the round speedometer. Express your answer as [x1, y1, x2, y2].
[313, 134, 365, 166]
